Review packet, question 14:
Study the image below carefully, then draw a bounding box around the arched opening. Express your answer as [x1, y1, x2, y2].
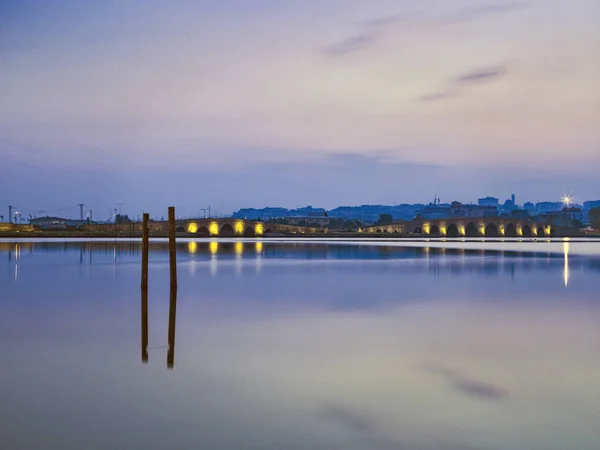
[243, 226, 256, 237]
[550, 228, 555, 237]
[430, 225, 440, 235]
[465, 222, 478, 237]
[220, 224, 235, 237]
[505, 223, 517, 237]
[175, 226, 185, 233]
[522, 225, 532, 237]
[447, 224, 459, 238]
[376, 229, 383, 233]
[196, 226, 209, 237]
[264, 228, 273, 234]
[537, 227, 544, 237]
[413, 227, 422, 234]
[485, 223, 499, 237]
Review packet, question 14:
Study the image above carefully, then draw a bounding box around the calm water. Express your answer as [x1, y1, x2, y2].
[1, 238, 600, 450]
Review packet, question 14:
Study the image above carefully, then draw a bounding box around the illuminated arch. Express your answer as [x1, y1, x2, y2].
[447, 223, 459, 238]
[220, 223, 235, 237]
[505, 223, 517, 237]
[465, 222, 478, 237]
[485, 223, 499, 237]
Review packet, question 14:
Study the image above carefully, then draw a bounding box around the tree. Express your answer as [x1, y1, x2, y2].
[115, 214, 132, 224]
[376, 213, 393, 225]
[589, 207, 600, 229]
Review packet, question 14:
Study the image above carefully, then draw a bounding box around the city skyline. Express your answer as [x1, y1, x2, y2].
[1, 0, 599, 216]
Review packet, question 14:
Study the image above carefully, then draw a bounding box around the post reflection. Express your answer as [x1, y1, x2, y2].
[141, 287, 148, 363]
[563, 240, 570, 288]
[167, 286, 178, 369]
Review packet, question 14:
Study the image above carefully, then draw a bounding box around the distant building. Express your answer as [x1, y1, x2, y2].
[286, 216, 330, 226]
[450, 203, 498, 218]
[523, 202, 535, 211]
[535, 202, 563, 213]
[415, 206, 451, 220]
[478, 197, 499, 208]
[29, 216, 95, 229]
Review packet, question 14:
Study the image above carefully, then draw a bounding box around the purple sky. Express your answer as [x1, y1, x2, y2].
[1, 0, 599, 219]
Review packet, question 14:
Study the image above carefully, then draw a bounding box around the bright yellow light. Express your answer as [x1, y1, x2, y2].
[255, 242, 263, 253]
[517, 225, 523, 237]
[255, 223, 264, 235]
[459, 225, 466, 236]
[235, 242, 243, 255]
[532, 227, 538, 236]
[561, 194, 573, 206]
[423, 223, 431, 234]
[479, 224, 485, 235]
[545, 225, 551, 236]
[234, 221, 244, 235]
[187, 223, 198, 233]
[188, 241, 197, 254]
[209, 222, 219, 236]
[440, 225, 447, 236]
[209, 241, 218, 255]
[499, 225, 505, 236]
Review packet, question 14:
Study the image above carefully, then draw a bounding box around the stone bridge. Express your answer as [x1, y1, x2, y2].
[139, 218, 318, 237]
[363, 217, 555, 237]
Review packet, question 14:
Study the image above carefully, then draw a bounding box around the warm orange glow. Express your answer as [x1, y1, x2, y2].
[234, 221, 244, 235]
[440, 225, 447, 236]
[459, 225, 466, 236]
[532, 226, 538, 236]
[187, 222, 198, 233]
[517, 225, 523, 237]
[209, 222, 219, 236]
[545, 225, 552, 236]
[235, 242, 243, 255]
[209, 241, 218, 255]
[187, 241, 197, 254]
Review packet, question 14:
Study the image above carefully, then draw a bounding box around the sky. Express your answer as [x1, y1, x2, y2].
[1, 0, 599, 219]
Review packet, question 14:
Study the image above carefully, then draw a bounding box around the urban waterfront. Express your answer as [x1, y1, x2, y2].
[1, 238, 600, 450]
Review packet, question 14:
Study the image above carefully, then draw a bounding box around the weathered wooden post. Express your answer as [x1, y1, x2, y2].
[168, 206, 177, 289]
[141, 213, 149, 290]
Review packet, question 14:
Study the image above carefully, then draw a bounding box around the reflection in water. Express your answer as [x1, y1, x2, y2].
[141, 287, 148, 363]
[167, 286, 178, 369]
[564, 240, 570, 288]
[188, 241, 197, 254]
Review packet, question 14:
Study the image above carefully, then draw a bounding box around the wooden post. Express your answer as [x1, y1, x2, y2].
[168, 206, 177, 289]
[141, 213, 149, 290]
[141, 286, 148, 363]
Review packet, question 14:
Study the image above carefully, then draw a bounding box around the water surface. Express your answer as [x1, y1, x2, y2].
[1, 239, 600, 450]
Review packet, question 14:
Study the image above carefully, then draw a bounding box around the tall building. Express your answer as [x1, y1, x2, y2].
[478, 197, 499, 207]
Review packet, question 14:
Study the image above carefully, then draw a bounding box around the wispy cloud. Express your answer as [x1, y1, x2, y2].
[440, 2, 527, 25]
[323, 2, 525, 58]
[417, 64, 510, 102]
[422, 363, 509, 401]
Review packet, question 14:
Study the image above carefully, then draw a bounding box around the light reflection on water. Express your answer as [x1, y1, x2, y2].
[1, 239, 600, 450]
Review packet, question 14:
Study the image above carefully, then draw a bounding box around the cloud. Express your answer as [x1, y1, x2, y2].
[417, 64, 509, 102]
[441, 2, 527, 25]
[454, 65, 508, 84]
[323, 3, 525, 58]
[322, 32, 377, 57]
[422, 364, 509, 401]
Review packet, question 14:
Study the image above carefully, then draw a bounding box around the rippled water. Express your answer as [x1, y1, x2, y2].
[1, 239, 600, 450]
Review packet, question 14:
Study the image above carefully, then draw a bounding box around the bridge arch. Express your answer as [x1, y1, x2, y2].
[430, 225, 440, 235]
[465, 222, 478, 237]
[413, 226, 422, 234]
[522, 225, 532, 237]
[485, 223, 499, 237]
[196, 226, 209, 237]
[536, 226, 544, 237]
[176, 226, 185, 233]
[505, 223, 517, 237]
[220, 223, 235, 237]
[447, 223, 459, 238]
[243, 226, 256, 237]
